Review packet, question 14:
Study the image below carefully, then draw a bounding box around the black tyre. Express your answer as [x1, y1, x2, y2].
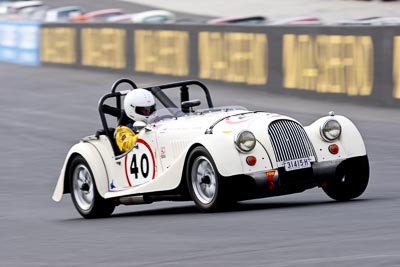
[323, 156, 369, 201]
[186, 147, 231, 212]
[69, 156, 115, 219]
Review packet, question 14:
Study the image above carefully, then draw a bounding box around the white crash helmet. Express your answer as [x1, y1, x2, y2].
[124, 88, 156, 122]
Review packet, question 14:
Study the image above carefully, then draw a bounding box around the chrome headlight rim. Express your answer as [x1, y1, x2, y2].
[234, 130, 256, 153]
[320, 119, 342, 142]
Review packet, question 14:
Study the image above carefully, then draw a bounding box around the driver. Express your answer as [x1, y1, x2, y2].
[115, 89, 156, 152]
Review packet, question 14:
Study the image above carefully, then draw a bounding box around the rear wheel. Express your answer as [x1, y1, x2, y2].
[69, 156, 115, 219]
[323, 156, 369, 201]
[186, 147, 231, 212]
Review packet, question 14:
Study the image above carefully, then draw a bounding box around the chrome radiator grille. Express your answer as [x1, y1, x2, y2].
[268, 120, 317, 164]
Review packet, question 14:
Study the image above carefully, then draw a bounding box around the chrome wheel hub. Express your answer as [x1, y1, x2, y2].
[191, 156, 216, 204]
[72, 164, 94, 211]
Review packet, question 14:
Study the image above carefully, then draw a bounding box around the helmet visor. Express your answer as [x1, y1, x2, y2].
[136, 105, 156, 116]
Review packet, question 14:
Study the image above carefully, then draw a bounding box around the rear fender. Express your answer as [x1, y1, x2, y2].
[52, 142, 109, 202]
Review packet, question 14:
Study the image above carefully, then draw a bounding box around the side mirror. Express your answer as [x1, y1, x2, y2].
[181, 99, 201, 113]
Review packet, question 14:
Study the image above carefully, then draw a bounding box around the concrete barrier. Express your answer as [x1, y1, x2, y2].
[10, 22, 400, 106]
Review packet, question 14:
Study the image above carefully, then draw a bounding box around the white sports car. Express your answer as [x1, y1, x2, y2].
[53, 79, 369, 218]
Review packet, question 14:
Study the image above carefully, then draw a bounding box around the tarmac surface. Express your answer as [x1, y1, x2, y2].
[1, 62, 400, 266]
[1, 0, 400, 266]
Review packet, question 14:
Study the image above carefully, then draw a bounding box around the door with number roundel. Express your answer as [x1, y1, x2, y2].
[124, 139, 156, 187]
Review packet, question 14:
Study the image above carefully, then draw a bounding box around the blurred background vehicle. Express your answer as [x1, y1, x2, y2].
[27, 5, 49, 21]
[206, 15, 267, 24]
[43, 5, 84, 22]
[70, 8, 123, 22]
[0, 0, 35, 15]
[0, 0, 209, 23]
[336, 16, 400, 25]
[267, 16, 322, 25]
[107, 9, 175, 23]
[4, 0, 43, 20]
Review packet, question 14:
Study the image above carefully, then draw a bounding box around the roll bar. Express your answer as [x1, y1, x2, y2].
[97, 78, 214, 155]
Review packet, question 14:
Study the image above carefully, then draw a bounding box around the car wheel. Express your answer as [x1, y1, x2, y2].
[69, 156, 115, 219]
[323, 156, 369, 201]
[187, 147, 230, 212]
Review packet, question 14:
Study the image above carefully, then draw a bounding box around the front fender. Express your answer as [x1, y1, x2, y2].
[305, 115, 367, 162]
[52, 141, 109, 202]
[189, 132, 273, 177]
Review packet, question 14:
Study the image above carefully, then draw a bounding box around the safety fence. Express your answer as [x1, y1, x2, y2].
[1, 20, 400, 106]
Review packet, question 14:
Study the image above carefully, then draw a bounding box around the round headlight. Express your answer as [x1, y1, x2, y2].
[234, 130, 256, 153]
[320, 119, 341, 141]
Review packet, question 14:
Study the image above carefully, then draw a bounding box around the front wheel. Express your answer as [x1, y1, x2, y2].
[69, 156, 115, 219]
[323, 156, 369, 201]
[186, 147, 231, 212]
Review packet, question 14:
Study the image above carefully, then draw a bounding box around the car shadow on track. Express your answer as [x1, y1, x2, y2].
[110, 198, 375, 218]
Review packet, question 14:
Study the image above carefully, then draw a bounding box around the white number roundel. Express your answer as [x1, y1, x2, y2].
[124, 139, 155, 187]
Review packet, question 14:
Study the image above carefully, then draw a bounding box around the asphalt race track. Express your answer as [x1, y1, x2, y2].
[0, 61, 399, 266]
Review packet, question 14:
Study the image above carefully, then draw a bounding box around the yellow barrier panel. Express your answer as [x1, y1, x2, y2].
[283, 34, 373, 96]
[393, 37, 400, 99]
[40, 27, 76, 64]
[134, 30, 189, 76]
[199, 32, 267, 85]
[81, 28, 126, 69]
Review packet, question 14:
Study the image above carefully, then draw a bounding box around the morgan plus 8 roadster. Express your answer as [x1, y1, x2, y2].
[53, 79, 369, 218]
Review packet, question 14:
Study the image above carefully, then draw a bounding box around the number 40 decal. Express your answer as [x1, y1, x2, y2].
[124, 139, 155, 187]
[130, 154, 149, 179]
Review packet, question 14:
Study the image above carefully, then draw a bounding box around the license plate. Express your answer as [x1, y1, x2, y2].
[284, 158, 311, 171]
